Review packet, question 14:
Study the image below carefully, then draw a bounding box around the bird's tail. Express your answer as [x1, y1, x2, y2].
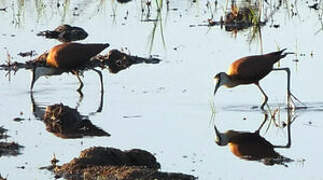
[270, 48, 295, 63]
[26, 52, 48, 66]
[279, 48, 295, 59]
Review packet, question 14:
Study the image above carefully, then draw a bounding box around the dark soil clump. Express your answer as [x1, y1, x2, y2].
[0, 142, 23, 157]
[0, 127, 8, 139]
[54, 147, 196, 180]
[43, 103, 110, 139]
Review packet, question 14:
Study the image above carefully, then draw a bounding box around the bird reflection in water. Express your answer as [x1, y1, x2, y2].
[36, 24, 88, 43]
[214, 110, 295, 166]
[30, 92, 109, 139]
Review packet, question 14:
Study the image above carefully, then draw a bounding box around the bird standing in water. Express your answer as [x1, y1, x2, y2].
[213, 49, 299, 109]
[30, 42, 109, 93]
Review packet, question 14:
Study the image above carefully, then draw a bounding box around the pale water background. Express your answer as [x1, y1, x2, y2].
[0, 0, 323, 179]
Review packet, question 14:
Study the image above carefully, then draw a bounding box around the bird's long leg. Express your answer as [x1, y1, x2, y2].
[272, 68, 305, 109]
[255, 113, 268, 133]
[75, 92, 84, 110]
[92, 69, 104, 93]
[272, 68, 291, 108]
[255, 83, 269, 110]
[73, 71, 84, 96]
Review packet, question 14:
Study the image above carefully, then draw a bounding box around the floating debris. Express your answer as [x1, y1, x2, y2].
[123, 115, 142, 118]
[13, 117, 24, 122]
[117, 0, 132, 4]
[52, 147, 196, 180]
[37, 24, 88, 42]
[309, 3, 319, 10]
[18, 50, 36, 57]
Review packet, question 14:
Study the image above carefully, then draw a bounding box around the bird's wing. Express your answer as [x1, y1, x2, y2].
[227, 55, 273, 83]
[47, 43, 108, 69]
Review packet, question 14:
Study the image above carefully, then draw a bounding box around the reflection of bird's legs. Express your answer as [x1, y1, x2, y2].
[97, 87, 104, 113]
[75, 91, 84, 110]
[255, 82, 269, 110]
[30, 91, 36, 113]
[273, 108, 294, 148]
[89, 89, 104, 116]
[29, 91, 46, 120]
[255, 113, 269, 133]
[88, 69, 104, 115]
[92, 69, 104, 93]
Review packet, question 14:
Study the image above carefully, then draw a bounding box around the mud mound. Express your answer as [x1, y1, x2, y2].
[54, 147, 196, 180]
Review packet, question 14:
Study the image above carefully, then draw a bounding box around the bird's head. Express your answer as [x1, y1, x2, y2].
[214, 124, 229, 146]
[213, 72, 230, 95]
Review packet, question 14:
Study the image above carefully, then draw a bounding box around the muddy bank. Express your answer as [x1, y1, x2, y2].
[53, 147, 196, 180]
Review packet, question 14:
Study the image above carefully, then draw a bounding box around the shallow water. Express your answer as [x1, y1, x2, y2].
[1, 0, 323, 179]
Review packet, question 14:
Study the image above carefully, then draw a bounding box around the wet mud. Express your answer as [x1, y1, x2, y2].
[52, 147, 196, 180]
[40, 103, 109, 139]
[0, 0, 323, 179]
[0, 142, 23, 157]
[0, 127, 23, 157]
[0, 127, 8, 139]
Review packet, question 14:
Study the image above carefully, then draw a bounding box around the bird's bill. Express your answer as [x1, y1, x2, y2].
[30, 68, 37, 90]
[213, 125, 222, 145]
[214, 80, 221, 95]
[30, 67, 46, 90]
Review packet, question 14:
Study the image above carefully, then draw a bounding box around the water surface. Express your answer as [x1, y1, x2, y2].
[0, 0, 323, 179]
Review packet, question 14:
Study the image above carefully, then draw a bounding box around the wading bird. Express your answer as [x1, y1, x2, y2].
[37, 24, 88, 42]
[213, 49, 297, 109]
[30, 42, 109, 93]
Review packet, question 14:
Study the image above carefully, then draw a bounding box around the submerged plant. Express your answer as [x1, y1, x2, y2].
[146, 0, 167, 54]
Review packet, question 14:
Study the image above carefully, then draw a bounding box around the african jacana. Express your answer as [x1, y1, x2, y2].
[37, 24, 88, 42]
[213, 49, 295, 109]
[30, 42, 109, 92]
